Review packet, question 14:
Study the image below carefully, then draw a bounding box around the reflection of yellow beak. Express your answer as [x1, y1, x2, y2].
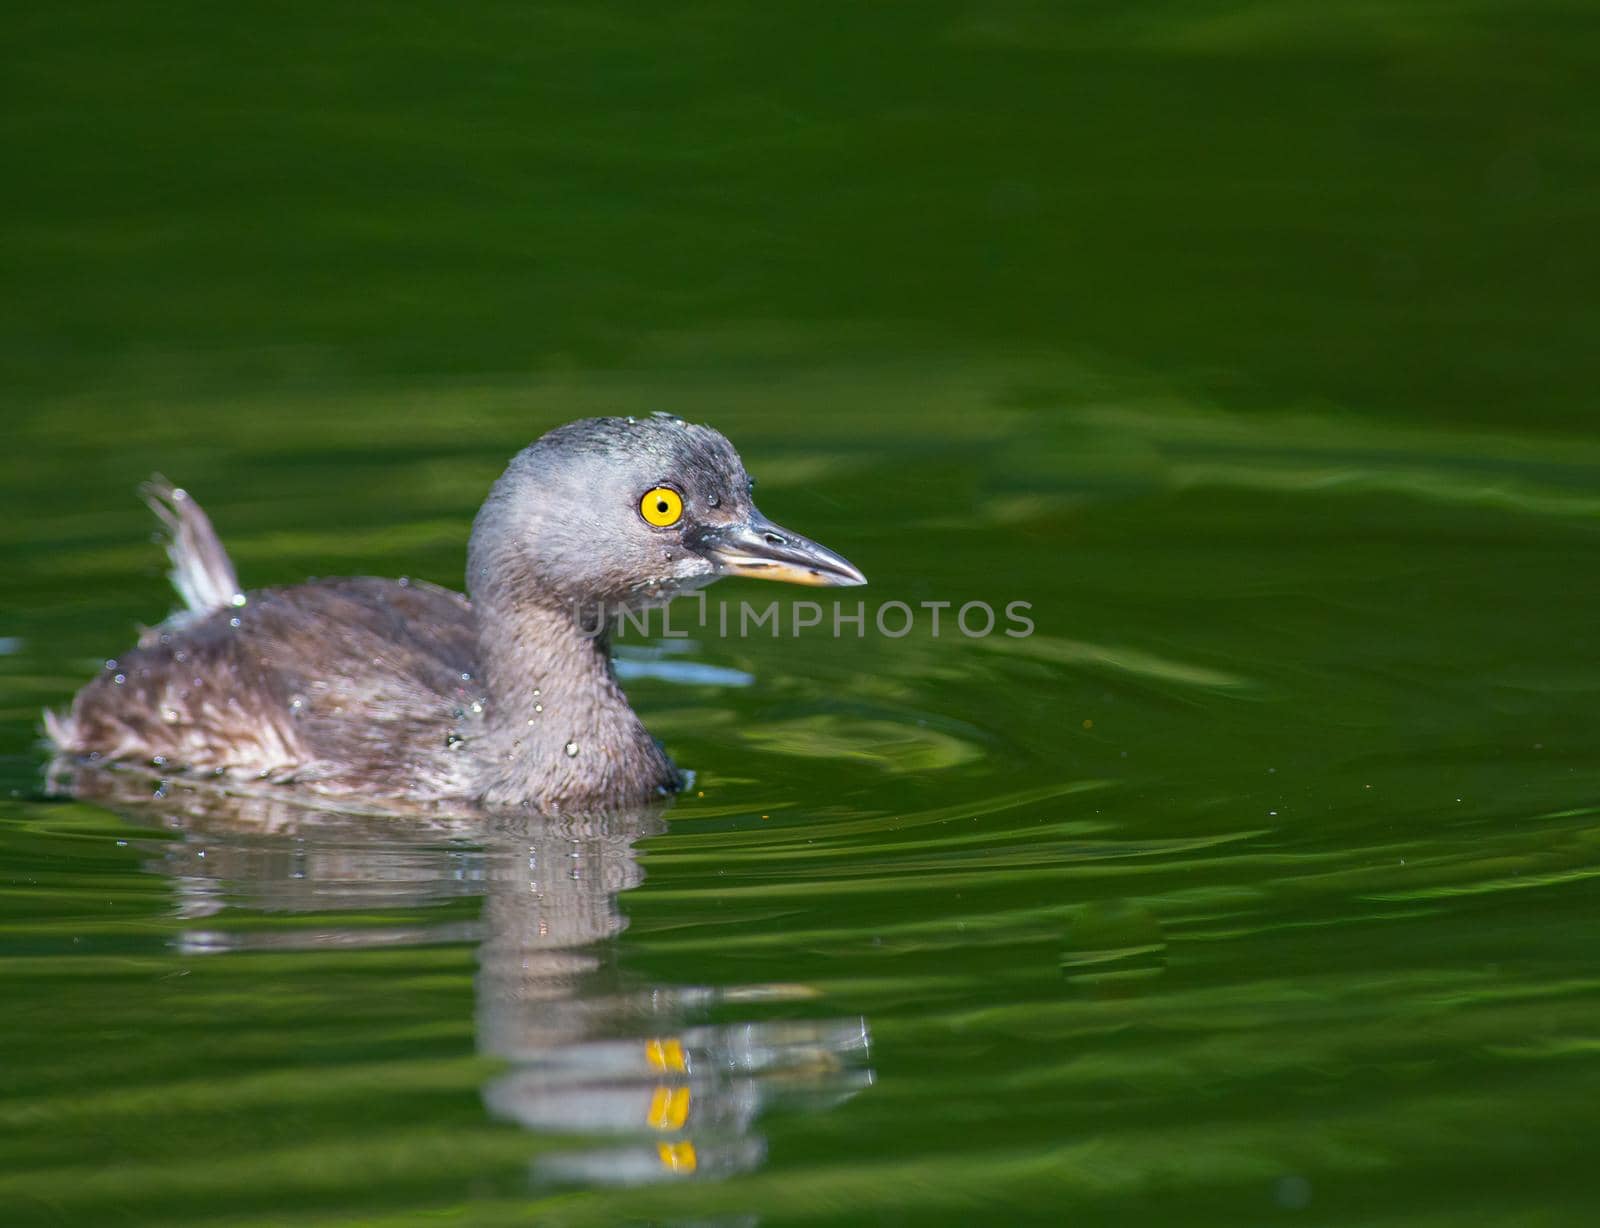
[693, 510, 867, 588]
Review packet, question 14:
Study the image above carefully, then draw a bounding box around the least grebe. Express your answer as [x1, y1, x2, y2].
[47, 415, 866, 813]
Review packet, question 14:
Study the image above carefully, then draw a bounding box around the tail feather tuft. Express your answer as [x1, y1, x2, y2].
[42, 706, 75, 750]
[140, 476, 244, 616]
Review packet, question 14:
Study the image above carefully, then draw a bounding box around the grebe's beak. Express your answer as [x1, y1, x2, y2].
[691, 509, 867, 588]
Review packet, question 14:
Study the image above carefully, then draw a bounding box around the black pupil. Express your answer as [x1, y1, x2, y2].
[656, 499, 669, 513]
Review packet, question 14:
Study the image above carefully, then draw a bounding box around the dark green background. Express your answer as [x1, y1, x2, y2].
[4, 4, 1600, 1225]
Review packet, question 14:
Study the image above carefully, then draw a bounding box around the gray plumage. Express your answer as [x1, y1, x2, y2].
[48, 415, 865, 814]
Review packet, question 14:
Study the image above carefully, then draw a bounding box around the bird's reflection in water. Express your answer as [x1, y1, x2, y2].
[62, 767, 874, 1188]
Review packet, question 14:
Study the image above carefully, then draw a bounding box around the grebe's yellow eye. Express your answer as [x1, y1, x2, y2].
[639, 486, 684, 527]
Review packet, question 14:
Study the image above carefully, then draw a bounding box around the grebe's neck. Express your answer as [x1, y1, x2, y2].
[470, 583, 676, 812]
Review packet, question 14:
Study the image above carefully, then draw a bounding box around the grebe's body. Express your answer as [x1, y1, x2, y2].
[48, 416, 864, 813]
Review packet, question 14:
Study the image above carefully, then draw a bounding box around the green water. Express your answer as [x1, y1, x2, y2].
[6, 4, 1600, 1225]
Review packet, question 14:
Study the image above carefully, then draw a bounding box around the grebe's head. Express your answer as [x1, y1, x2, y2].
[469, 415, 866, 614]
